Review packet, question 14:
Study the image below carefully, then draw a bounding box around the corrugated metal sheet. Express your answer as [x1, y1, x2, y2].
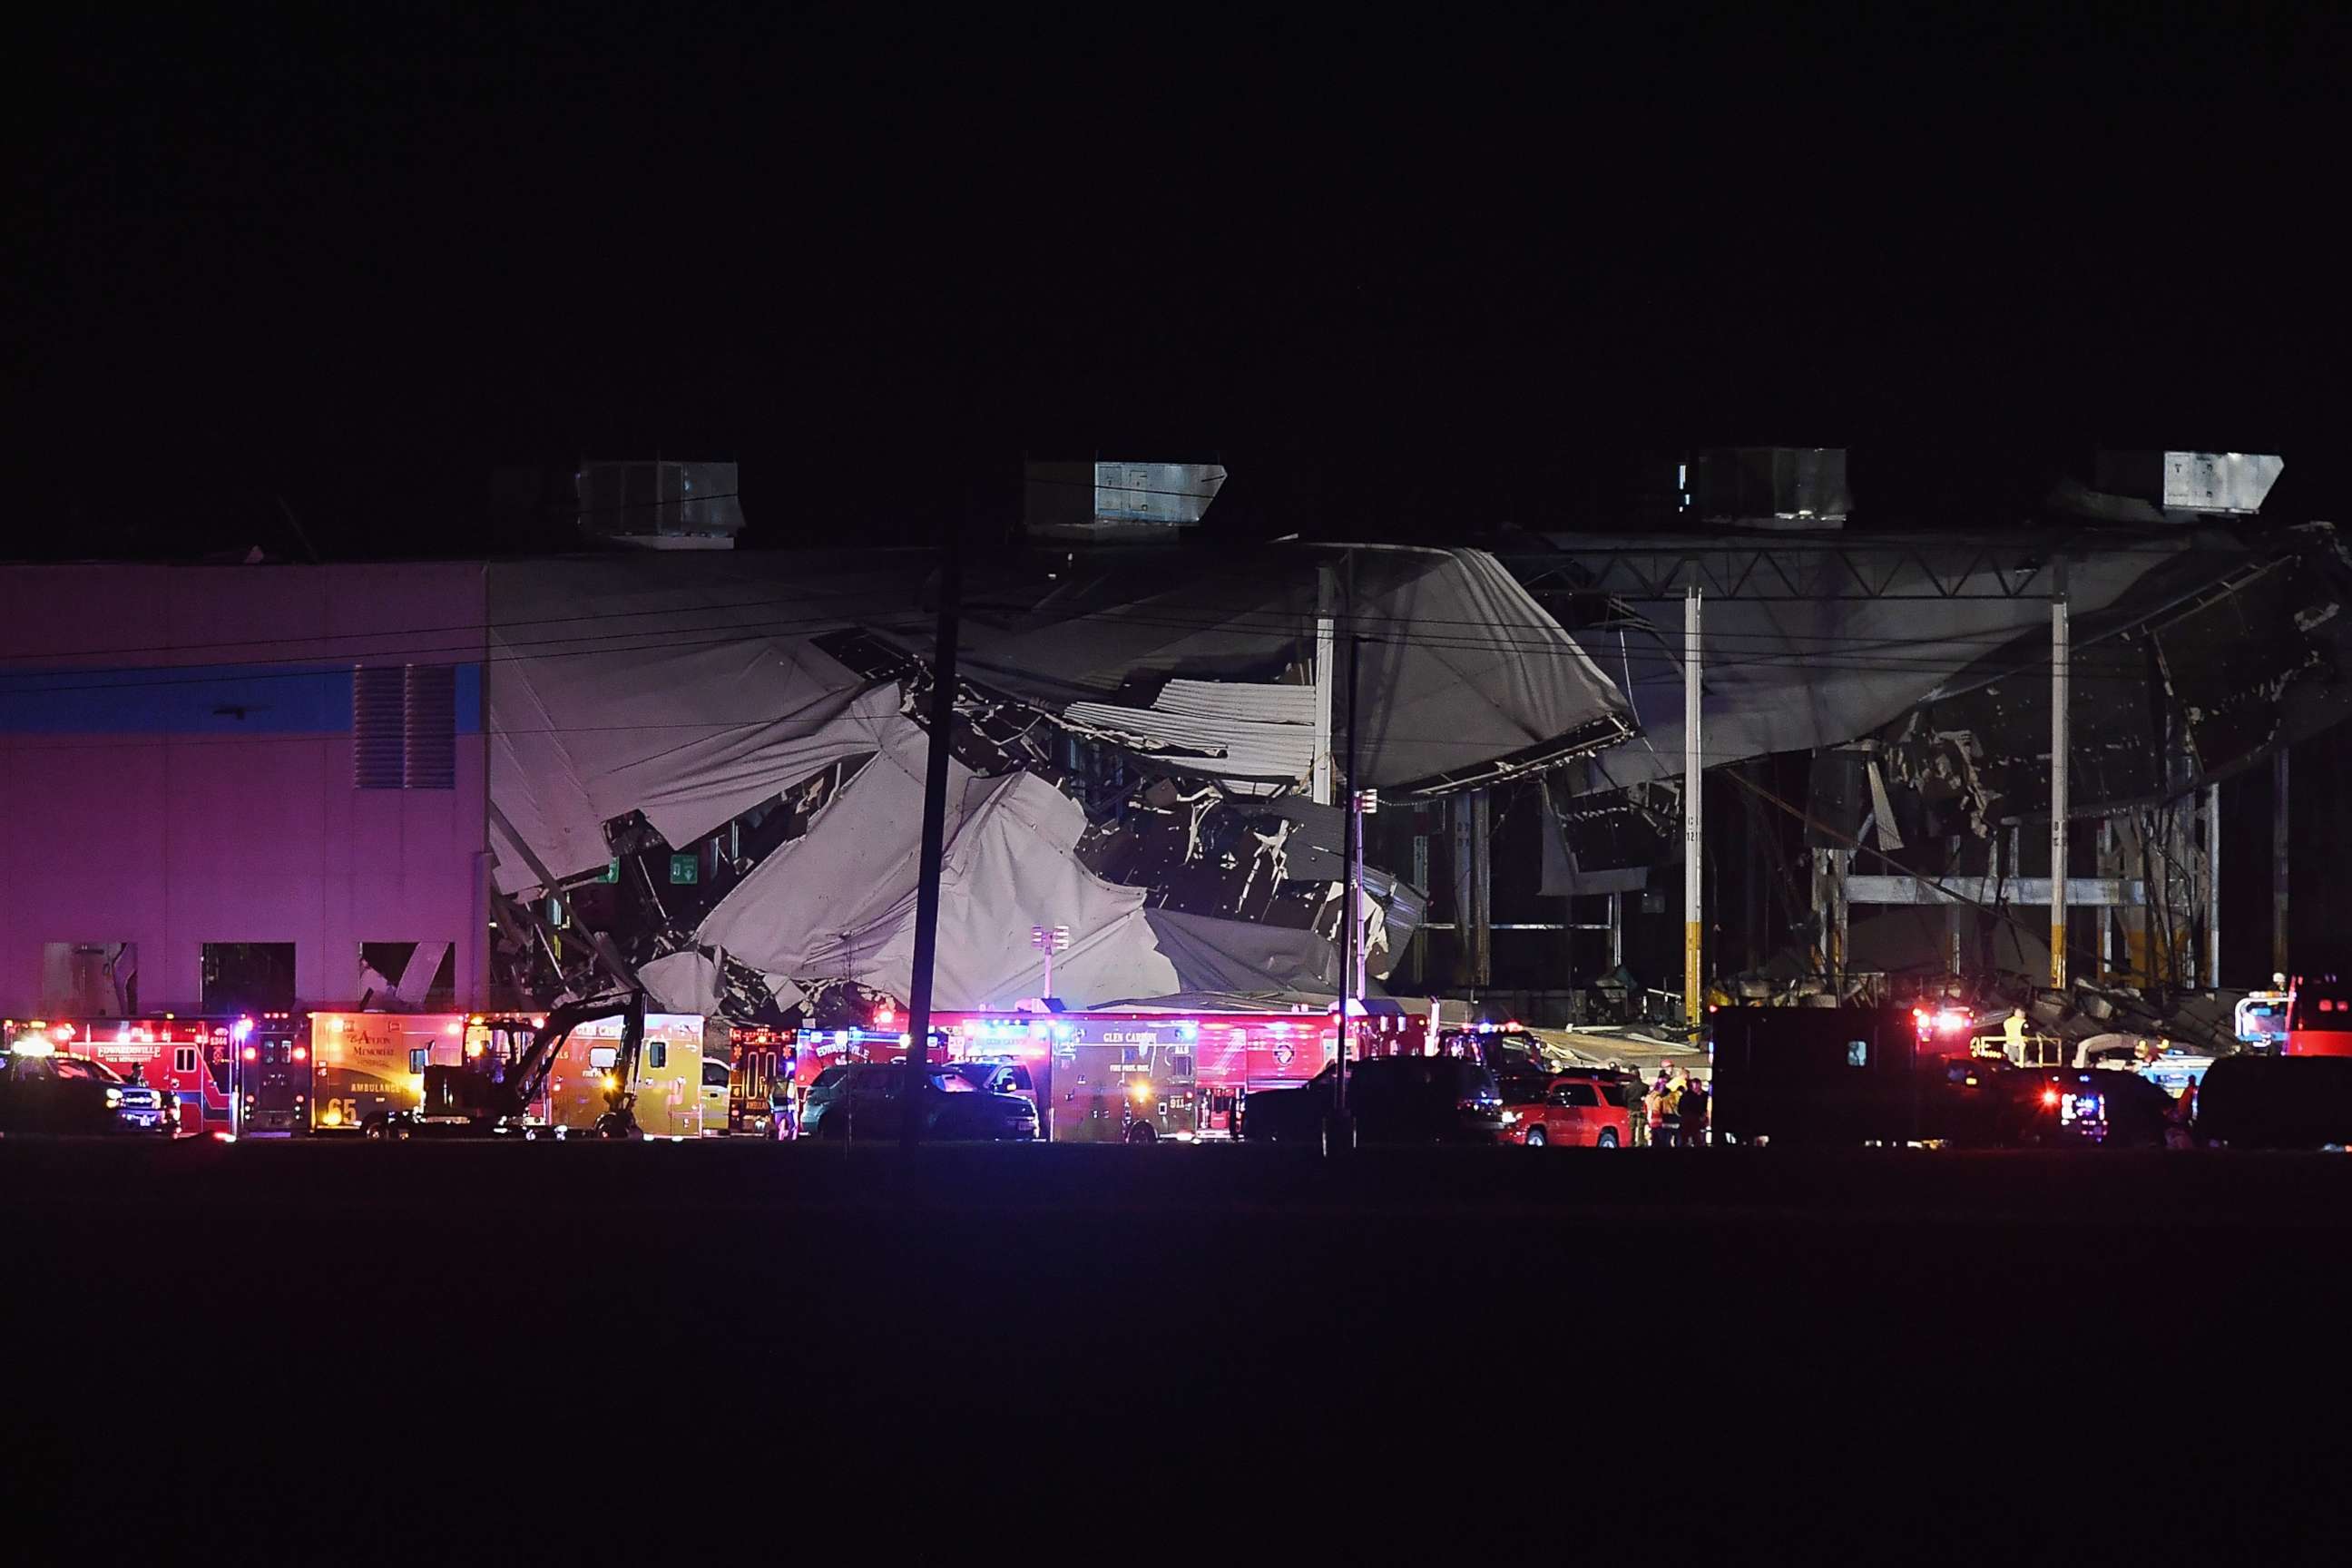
[1063, 679, 1317, 795]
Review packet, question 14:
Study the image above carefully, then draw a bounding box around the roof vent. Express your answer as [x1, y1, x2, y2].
[574, 461, 744, 549]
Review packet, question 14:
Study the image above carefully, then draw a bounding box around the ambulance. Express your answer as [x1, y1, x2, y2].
[541, 1013, 709, 1137]
[17, 1013, 305, 1135]
[309, 1012, 469, 1133]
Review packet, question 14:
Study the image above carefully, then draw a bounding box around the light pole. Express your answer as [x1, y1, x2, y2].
[1031, 924, 1070, 1001]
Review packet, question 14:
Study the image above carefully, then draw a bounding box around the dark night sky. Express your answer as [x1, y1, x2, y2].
[13, 7, 2349, 560]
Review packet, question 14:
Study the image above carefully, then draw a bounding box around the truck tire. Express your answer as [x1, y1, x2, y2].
[1124, 1122, 1157, 1145]
[1524, 1126, 1548, 1148]
[1595, 1128, 1618, 1148]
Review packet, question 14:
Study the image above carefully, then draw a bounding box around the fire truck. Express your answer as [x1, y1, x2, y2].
[15, 1013, 305, 1135]
[2282, 974, 2352, 1055]
[932, 1008, 1337, 1142]
[716, 1023, 926, 1136]
[724, 1024, 797, 1135]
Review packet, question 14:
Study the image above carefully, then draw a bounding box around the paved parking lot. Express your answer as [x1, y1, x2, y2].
[7, 1138, 2335, 1553]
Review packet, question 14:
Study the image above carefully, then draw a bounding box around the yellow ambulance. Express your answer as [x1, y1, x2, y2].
[544, 1013, 708, 1138]
[309, 1012, 468, 1133]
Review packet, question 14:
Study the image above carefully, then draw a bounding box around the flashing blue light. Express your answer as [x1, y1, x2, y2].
[230, 1018, 254, 1042]
[834, 1030, 849, 1046]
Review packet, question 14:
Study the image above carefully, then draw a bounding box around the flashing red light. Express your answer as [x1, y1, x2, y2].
[291, 1045, 308, 1063]
[241, 1045, 259, 1063]
[2041, 1088, 2061, 1107]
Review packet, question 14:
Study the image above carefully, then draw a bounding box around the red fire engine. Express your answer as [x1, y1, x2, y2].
[720, 1023, 927, 1135]
[2284, 975, 2352, 1056]
[16, 1013, 306, 1135]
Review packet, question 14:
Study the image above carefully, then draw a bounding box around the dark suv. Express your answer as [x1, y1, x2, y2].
[800, 1063, 1038, 1142]
[0, 1049, 174, 1135]
[1240, 1055, 1505, 1146]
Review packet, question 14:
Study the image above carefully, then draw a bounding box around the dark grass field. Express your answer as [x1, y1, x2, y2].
[7, 1138, 2347, 1559]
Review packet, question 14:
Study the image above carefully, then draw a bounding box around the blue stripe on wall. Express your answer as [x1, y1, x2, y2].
[0, 662, 482, 736]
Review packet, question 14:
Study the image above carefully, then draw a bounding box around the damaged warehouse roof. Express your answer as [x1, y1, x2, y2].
[482, 544, 1632, 1016]
[1530, 521, 2352, 864]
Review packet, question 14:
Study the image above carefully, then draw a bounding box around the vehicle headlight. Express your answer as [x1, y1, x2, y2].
[105, 1087, 123, 1104]
[1499, 1110, 1519, 1125]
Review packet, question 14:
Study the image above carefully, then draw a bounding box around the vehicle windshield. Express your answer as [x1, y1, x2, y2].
[79, 1057, 127, 1083]
[929, 1072, 976, 1093]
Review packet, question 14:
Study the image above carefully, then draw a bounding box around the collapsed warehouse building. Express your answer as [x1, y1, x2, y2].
[1506, 456, 2351, 1046]
[484, 544, 1633, 1023]
[8, 449, 2334, 1050]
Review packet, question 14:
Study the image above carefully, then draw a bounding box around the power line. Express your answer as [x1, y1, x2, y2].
[0, 613, 943, 700]
[955, 601, 2175, 682]
[0, 595, 2178, 709]
[0, 579, 2043, 670]
[5, 575, 937, 667]
[5, 533, 2228, 668]
[0, 551, 2232, 701]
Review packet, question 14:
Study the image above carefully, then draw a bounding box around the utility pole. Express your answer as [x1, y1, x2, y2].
[1351, 786, 1371, 1003]
[2273, 746, 2290, 980]
[2207, 782, 2222, 991]
[1683, 586, 1702, 1033]
[2050, 564, 2070, 991]
[1331, 629, 1361, 1155]
[902, 515, 962, 1148]
[1312, 565, 1338, 806]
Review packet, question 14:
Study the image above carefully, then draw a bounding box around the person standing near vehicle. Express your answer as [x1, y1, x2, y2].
[1680, 1076, 1709, 1147]
[2168, 1077, 2198, 1149]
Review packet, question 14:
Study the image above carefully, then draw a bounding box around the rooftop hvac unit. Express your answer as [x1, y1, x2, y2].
[1024, 460, 1226, 542]
[2092, 451, 2284, 518]
[575, 461, 745, 549]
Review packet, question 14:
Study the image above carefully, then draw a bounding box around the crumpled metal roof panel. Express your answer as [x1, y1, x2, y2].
[1063, 679, 1318, 794]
